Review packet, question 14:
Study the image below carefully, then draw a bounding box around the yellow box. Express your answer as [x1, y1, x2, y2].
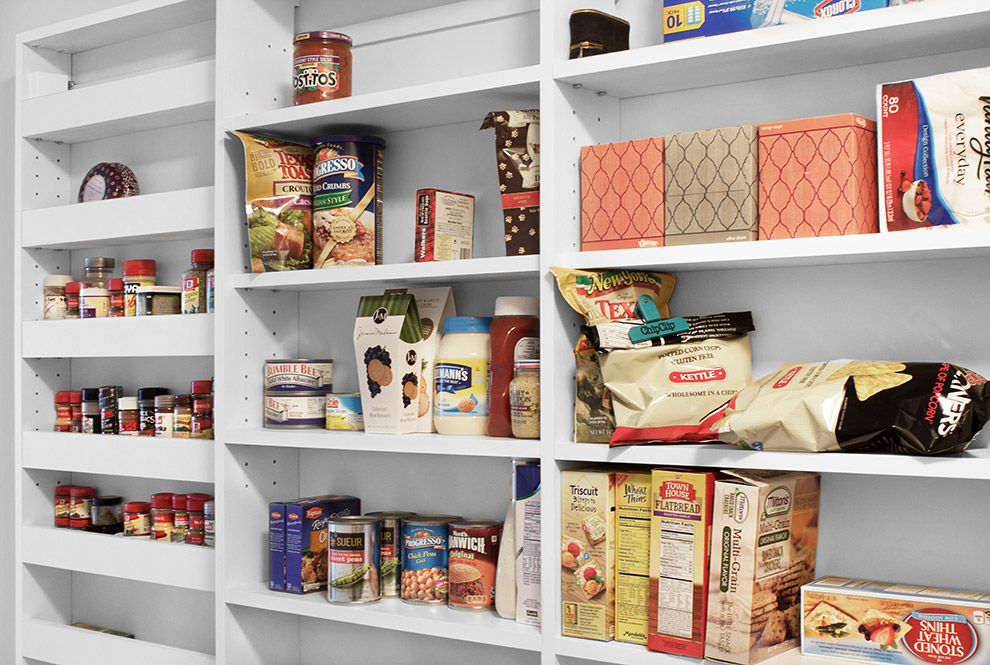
[615, 470, 652, 645]
[561, 468, 616, 641]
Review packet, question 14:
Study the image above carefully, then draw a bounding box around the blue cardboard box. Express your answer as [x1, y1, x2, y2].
[268, 502, 286, 591]
[284, 495, 361, 594]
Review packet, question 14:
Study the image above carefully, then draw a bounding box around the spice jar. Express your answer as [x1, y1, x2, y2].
[173, 395, 193, 438]
[54, 391, 72, 432]
[509, 359, 540, 438]
[92, 495, 123, 526]
[108, 278, 125, 317]
[81, 388, 101, 434]
[100, 386, 121, 435]
[82, 257, 115, 290]
[186, 495, 210, 545]
[138, 387, 168, 436]
[55, 485, 75, 527]
[181, 249, 214, 314]
[124, 501, 151, 537]
[204, 499, 215, 548]
[80, 285, 109, 318]
[190, 380, 213, 440]
[293, 31, 352, 105]
[206, 267, 215, 314]
[122, 259, 156, 317]
[151, 492, 175, 541]
[155, 394, 177, 437]
[43, 275, 72, 320]
[136, 286, 181, 315]
[172, 494, 189, 544]
[69, 486, 96, 529]
[117, 396, 140, 436]
[69, 391, 83, 432]
[433, 317, 493, 436]
[64, 282, 81, 319]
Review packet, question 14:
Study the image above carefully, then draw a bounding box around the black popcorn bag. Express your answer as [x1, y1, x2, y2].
[480, 110, 540, 256]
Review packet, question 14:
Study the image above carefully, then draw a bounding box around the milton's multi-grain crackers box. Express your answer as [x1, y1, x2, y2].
[649, 468, 720, 658]
[615, 470, 653, 645]
[285, 495, 361, 594]
[802, 577, 990, 665]
[662, 0, 888, 43]
[705, 470, 820, 665]
[561, 468, 616, 641]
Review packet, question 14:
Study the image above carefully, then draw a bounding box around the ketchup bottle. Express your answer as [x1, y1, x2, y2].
[488, 296, 539, 437]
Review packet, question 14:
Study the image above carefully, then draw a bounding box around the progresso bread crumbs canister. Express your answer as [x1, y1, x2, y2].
[311, 136, 384, 268]
[366, 511, 417, 597]
[447, 519, 502, 611]
[400, 515, 461, 604]
[327, 515, 381, 604]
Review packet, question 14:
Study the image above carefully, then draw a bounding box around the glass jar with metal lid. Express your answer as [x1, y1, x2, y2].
[91, 496, 123, 527]
[82, 257, 115, 290]
[365, 511, 417, 597]
[327, 515, 381, 604]
[400, 514, 461, 604]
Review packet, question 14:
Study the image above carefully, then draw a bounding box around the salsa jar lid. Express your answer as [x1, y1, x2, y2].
[312, 135, 386, 148]
[294, 31, 352, 45]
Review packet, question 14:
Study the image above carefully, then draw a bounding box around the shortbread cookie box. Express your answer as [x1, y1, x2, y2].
[706, 470, 820, 665]
[561, 468, 616, 641]
[879, 67, 990, 232]
[802, 576, 990, 665]
[649, 469, 720, 658]
[665, 125, 758, 246]
[759, 114, 878, 239]
[580, 137, 665, 251]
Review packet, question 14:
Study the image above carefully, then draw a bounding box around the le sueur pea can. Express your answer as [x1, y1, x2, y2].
[327, 515, 381, 604]
[447, 519, 502, 611]
[366, 511, 416, 597]
[400, 515, 460, 604]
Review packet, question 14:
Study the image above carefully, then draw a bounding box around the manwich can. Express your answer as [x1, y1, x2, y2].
[327, 515, 381, 604]
[447, 519, 502, 610]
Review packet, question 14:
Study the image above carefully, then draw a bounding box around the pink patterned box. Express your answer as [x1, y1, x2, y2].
[759, 114, 878, 240]
[580, 137, 665, 251]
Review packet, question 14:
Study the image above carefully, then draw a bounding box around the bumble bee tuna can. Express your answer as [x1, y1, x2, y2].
[327, 515, 381, 604]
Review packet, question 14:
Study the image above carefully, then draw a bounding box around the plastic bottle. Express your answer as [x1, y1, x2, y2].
[487, 297, 539, 437]
[433, 316, 492, 436]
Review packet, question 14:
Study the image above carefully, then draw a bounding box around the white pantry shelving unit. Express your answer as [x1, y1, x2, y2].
[11, 0, 990, 664]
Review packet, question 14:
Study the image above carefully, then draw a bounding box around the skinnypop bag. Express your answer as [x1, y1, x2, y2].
[879, 67, 990, 231]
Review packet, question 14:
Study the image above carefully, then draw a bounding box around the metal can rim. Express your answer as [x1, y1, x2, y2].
[403, 514, 461, 525]
[328, 515, 380, 525]
[449, 519, 502, 530]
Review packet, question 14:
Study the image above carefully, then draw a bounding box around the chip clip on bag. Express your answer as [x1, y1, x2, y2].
[702, 361, 990, 455]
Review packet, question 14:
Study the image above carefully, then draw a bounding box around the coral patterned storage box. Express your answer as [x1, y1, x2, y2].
[759, 114, 878, 240]
[580, 137, 665, 251]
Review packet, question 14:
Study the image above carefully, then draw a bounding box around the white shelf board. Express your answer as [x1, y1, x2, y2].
[21, 58, 215, 143]
[554, 636, 836, 665]
[554, 1, 990, 99]
[22, 526, 214, 591]
[224, 66, 540, 140]
[22, 432, 214, 483]
[225, 582, 541, 652]
[23, 618, 215, 665]
[18, 0, 215, 54]
[22, 187, 215, 249]
[555, 441, 990, 481]
[563, 227, 990, 273]
[230, 255, 540, 291]
[225, 428, 540, 458]
[22, 315, 214, 358]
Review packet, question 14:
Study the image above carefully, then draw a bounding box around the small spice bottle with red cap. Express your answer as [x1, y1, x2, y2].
[54, 391, 72, 432]
[68, 391, 83, 432]
[190, 380, 213, 440]
[69, 486, 96, 528]
[186, 494, 212, 545]
[172, 494, 189, 544]
[55, 485, 76, 527]
[124, 501, 151, 537]
[151, 492, 175, 541]
[181, 249, 214, 314]
[108, 279, 125, 317]
[64, 282, 81, 319]
[122, 259, 156, 317]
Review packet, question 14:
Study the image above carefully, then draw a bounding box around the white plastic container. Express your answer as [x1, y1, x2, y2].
[433, 316, 492, 435]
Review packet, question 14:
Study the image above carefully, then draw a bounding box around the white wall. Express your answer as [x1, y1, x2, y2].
[0, 4, 131, 663]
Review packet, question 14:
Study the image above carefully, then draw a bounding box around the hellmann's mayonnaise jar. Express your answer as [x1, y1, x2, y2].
[433, 317, 492, 436]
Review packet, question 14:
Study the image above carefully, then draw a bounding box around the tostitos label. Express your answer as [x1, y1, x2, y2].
[434, 359, 489, 417]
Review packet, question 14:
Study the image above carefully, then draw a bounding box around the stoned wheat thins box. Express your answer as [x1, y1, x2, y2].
[580, 137, 665, 250]
[665, 124, 758, 246]
[759, 114, 878, 240]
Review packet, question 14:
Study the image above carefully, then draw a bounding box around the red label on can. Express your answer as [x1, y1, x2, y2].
[447, 523, 502, 608]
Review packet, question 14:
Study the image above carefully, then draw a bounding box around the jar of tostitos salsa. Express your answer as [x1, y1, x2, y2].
[293, 32, 352, 105]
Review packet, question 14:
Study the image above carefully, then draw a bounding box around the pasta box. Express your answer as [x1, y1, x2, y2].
[758, 114, 878, 240]
[802, 576, 990, 665]
[580, 137, 665, 251]
[285, 495, 361, 594]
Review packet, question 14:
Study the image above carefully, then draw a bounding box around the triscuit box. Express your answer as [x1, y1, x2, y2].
[878, 66, 990, 232]
[285, 496, 361, 594]
[649, 468, 720, 658]
[705, 470, 820, 665]
[665, 125, 758, 245]
[662, 0, 888, 43]
[561, 468, 616, 641]
[615, 470, 652, 645]
[580, 137, 665, 250]
[802, 576, 990, 665]
[759, 114, 878, 240]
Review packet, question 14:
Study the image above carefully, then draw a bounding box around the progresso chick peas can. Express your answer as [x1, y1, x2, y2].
[447, 519, 502, 610]
[400, 515, 461, 604]
[327, 515, 381, 604]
